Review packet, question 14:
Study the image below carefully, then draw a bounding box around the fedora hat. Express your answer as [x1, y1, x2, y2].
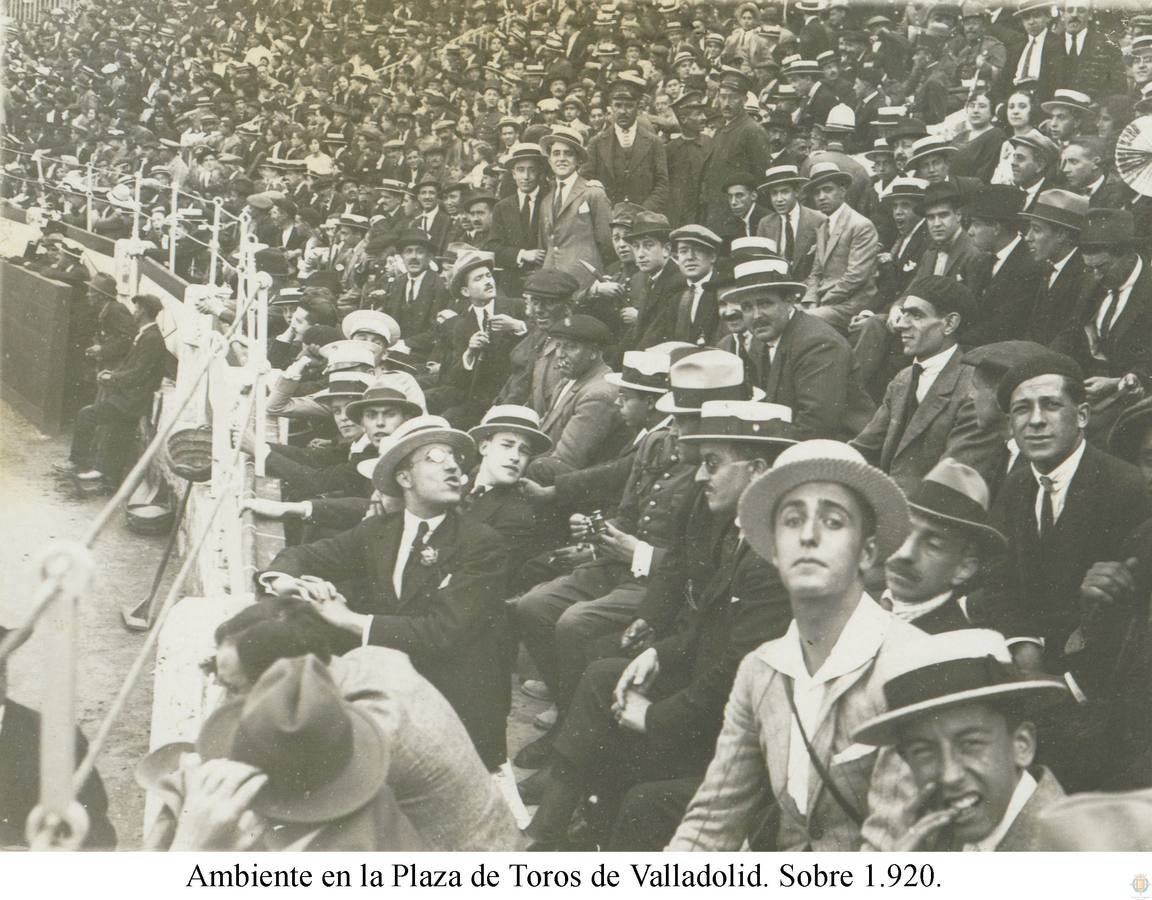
[449, 250, 496, 294]
[679, 400, 799, 449]
[804, 160, 852, 193]
[369, 415, 476, 496]
[1018, 188, 1088, 233]
[605, 349, 674, 394]
[344, 375, 426, 422]
[1041, 88, 1094, 117]
[342, 309, 401, 346]
[863, 139, 893, 162]
[720, 257, 806, 302]
[1014, 0, 1051, 16]
[965, 184, 1025, 222]
[310, 371, 373, 402]
[539, 125, 587, 160]
[907, 458, 1007, 553]
[905, 135, 956, 169]
[1079, 208, 1137, 251]
[626, 210, 673, 241]
[739, 439, 911, 561]
[469, 404, 553, 455]
[656, 348, 765, 414]
[853, 629, 1068, 746]
[197, 656, 390, 824]
[1108, 395, 1152, 465]
[757, 164, 807, 192]
[729, 236, 781, 262]
[394, 227, 433, 251]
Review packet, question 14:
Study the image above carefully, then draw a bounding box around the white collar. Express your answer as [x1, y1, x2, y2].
[782, 203, 800, 226]
[614, 120, 638, 140]
[408, 269, 426, 286]
[759, 593, 890, 682]
[136, 321, 157, 337]
[1049, 247, 1076, 278]
[1031, 436, 1086, 490]
[349, 433, 373, 454]
[1084, 174, 1106, 196]
[1027, 27, 1048, 44]
[518, 186, 540, 202]
[1115, 254, 1143, 295]
[964, 770, 1038, 851]
[994, 233, 1022, 264]
[402, 507, 447, 536]
[688, 269, 714, 288]
[807, 80, 821, 99]
[914, 343, 958, 377]
[473, 300, 496, 319]
[826, 201, 849, 233]
[883, 588, 955, 623]
[556, 171, 579, 192]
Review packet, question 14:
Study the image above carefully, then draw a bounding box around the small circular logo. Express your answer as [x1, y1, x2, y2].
[1133, 874, 1150, 895]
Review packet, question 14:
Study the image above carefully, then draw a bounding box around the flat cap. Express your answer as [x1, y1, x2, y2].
[523, 269, 579, 302]
[548, 314, 613, 346]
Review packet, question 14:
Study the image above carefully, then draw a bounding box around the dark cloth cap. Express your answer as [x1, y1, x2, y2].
[965, 184, 1025, 222]
[523, 269, 579, 302]
[963, 340, 1052, 378]
[905, 274, 974, 318]
[923, 181, 962, 210]
[996, 351, 1084, 412]
[548, 313, 613, 346]
[1080, 208, 1137, 250]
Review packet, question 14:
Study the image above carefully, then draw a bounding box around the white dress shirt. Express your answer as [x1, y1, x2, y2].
[404, 270, 426, 302]
[779, 204, 801, 258]
[1031, 437, 1086, 529]
[1065, 30, 1085, 57]
[759, 595, 890, 814]
[686, 270, 713, 323]
[911, 344, 958, 404]
[1095, 255, 1142, 336]
[1015, 29, 1048, 82]
[962, 770, 1037, 851]
[552, 172, 578, 212]
[824, 201, 849, 238]
[1047, 248, 1076, 288]
[419, 206, 439, 233]
[991, 234, 1022, 279]
[1021, 179, 1045, 214]
[614, 121, 638, 150]
[391, 509, 447, 598]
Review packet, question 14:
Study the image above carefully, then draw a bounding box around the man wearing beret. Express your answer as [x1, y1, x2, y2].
[259, 416, 513, 772]
[525, 314, 623, 484]
[583, 76, 669, 213]
[852, 276, 1001, 491]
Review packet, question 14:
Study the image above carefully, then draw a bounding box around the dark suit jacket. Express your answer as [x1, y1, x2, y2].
[1087, 175, 1133, 211]
[378, 270, 452, 355]
[93, 298, 135, 367]
[909, 594, 974, 634]
[673, 277, 721, 347]
[487, 190, 541, 297]
[1001, 29, 1065, 101]
[966, 236, 1045, 346]
[441, 297, 528, 409]
[851, 348, 1001, 492]
[698, 111, 772, 231]
[461, 482, 545, 589]
[410, 207, 460, 257]
[0, 700, 117, 848]
[1027, 251, 1087, 346]
[102, 322, 166, 417]
[635, 261, 689, 349]
[494, 326, 564, 415]
[1061, 28, 1125, 100]
[718, 202, 771, 245]
[877, 220, 931, 309]
[666, 133, 712, 227]
[908, 229, 991, 298]
[263, 510, 511, 768]
[974, 443, 1151, 669]
[552, 429, 642, 516]
[583, 123, 669, 212]
[756, 204, 827, 282]
[758, 309, 876, 440]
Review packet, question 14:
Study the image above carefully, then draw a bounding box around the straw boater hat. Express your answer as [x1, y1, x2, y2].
[804, 160, 853, 193]
[720, 257, 807, 302]
[655, 347, 765, 414]
[605, 349, 674, 394]
[469, 404, 553, 455]
[342, 309, 401, 346]
[678, 400, 798, 451]
[728, 236, 781, 262]
[905, 135, 956, 169]
[1041, 89, 1094, 117]
[738, 439, 911, 561]
[309, 371, 373, 403]
[852, 629, 1068, 746]
[368, 414, 476, 496]
[757, 164, 808, 193]
[197, 656, 390, 824]
[539, 125, 587, 160]
[906, 458, 1008, 553]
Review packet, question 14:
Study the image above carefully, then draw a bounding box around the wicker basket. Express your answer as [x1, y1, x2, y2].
[167, 426, 213, 483]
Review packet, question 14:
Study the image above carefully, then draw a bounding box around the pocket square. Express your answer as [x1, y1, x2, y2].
[831, 743, 877, 766]
[578, 201, 590, 214]
[438, 574, 452, 589]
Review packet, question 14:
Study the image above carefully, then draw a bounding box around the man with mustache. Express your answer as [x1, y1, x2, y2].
[259, 415, 513, 772]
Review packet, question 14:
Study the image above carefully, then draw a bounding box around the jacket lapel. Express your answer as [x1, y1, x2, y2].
[820, 209, 848, 263]
[398, 514, 460, 608]
[557, 176, 587, 221]
[805, 661, 876, 813]
[894, 353, 963, 455]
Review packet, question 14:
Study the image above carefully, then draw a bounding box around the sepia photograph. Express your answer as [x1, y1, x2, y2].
[0, 0, 1150, 867]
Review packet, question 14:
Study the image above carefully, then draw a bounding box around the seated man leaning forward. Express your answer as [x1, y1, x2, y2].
[853, 629, 1069, 851]
[258, 415, 512, 772]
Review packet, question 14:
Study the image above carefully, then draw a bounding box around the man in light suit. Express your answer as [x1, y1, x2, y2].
[539, 126, 614, 290]
[755, 165, 826, 282]
[260, 415, 512, 771]
[800, 161, 881, 334]
[852, 276, 1001, 492]
[582, 74, 669, 212]
[853, 629, 1068, 851]
[669, 441, 927, 851]
[730, 258, 875, 440]
[526, 315, 623, 484]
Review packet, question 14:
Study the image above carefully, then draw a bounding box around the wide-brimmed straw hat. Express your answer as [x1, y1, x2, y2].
[678, 400, 798, 450]
[605, 349, 674, 394]
[853, 629, 1068, 746]
[469, 404, 552, 455]
[739, 439, 910, 561]
[368, 414, 476, 496]
[197, 656, 390, 824]
[655, 348, 765, 414]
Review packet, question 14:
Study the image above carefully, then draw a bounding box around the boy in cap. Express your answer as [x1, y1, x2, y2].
[261, 416, 513, 772]
[627, 212, 688, 348]
[670, 440, 927, 851]
[853, 630, 1068, 850]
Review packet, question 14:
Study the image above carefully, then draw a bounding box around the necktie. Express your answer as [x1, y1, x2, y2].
[552, 180, 563, 219]
[893, 362, 924, 447]
[1038, 476, 1055, 538]
[521, 192, 531, 227]
[738, 332, 754, 376]
[400, 520, 430, 597]
[781, 214, 794, 260]
[481, 309, 490, 333]
[406, 278, 416, 304]
[933, 250, 949, 276]
[1098, 290, 1120, 342]
[422, 213, 431, 233]
[1019, 36, 1036, 80]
